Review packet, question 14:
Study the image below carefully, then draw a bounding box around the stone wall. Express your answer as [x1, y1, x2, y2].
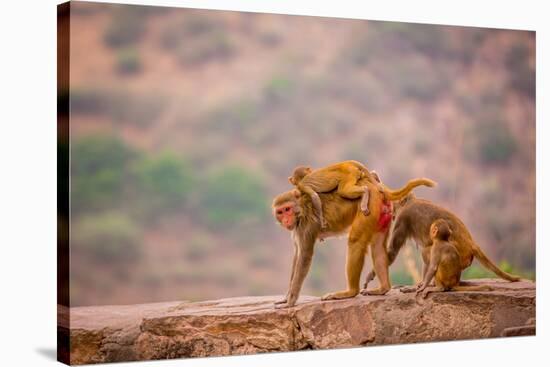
[59, 279, 535, 365]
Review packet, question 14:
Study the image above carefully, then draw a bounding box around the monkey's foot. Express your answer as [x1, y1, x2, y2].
[359, 186, 371, 215]
[398, 286, 418, 293]
[321, 290, 359, 301]
[362, 272, 375, 290]
[361, 287, 390, 296]
[274, 301, 295, 309]
[360, 200, 370, 216]
[274, 297, 288, 305]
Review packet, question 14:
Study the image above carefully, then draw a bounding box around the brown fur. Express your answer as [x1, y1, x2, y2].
[272, 176, 436, 308]
[416, 219, 493, 298]
[288, 160, 380, 227]
[363, 193, 520, 291]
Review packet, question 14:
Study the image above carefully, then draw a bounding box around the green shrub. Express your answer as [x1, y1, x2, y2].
[72, 136, 196, 219]
[390, 269, 414, 286]
[472, 120, 518, 165]
[462, 261, 533, 280]
[116, 48, 142, 75]
[199, 166, 268, 228]
[73, 212, 142, 263]
[133, 152, 194, 213]
[462, 265, 494, 279]
[263, 76, 294, 103]
[72, 136, 135, 212]
[482, 208, 535, 272]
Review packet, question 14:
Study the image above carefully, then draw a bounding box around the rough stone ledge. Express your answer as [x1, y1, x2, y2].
[61, 279, 535, 365]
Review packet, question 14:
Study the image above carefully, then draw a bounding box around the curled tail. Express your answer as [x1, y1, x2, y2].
[472, 244, 520, 282]
[384, 178, 437, 201]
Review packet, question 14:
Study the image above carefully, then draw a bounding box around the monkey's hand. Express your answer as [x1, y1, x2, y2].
[399, 284, 420, 293]
[416, 281, 436, 299]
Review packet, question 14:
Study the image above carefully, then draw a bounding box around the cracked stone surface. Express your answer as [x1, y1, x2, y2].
[62, 279, 535, 365]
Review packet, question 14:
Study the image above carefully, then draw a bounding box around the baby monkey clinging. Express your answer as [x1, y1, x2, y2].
[288, 160, 382, 229]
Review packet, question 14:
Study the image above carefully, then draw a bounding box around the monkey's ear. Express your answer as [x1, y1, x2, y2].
[292, 189, 301, 199]
[288, 176, 295, 185]
[305, 167, 313, 174]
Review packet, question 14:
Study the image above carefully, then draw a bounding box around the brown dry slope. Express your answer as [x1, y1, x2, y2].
[63, 279, 535, 365]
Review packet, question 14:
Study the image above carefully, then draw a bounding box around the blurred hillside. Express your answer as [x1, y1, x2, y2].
[65, 2, 535, 306]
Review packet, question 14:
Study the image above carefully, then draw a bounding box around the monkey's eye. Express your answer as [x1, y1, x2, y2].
[284, 207, 291, 212]
[276, 210, 283, 215]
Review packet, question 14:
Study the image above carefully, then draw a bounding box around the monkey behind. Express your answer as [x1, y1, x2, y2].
[363, 194, 520, 292]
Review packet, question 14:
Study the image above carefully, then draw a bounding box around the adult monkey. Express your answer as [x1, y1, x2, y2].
[272, 176, 435, 308]
[361, 193, 520, 294]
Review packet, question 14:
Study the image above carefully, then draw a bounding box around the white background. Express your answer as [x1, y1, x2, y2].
[0, 0, 546, 366]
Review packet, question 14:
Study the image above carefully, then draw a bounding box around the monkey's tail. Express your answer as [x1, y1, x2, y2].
[471, 245, 520, 282]
[384, 178, 437, 201]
